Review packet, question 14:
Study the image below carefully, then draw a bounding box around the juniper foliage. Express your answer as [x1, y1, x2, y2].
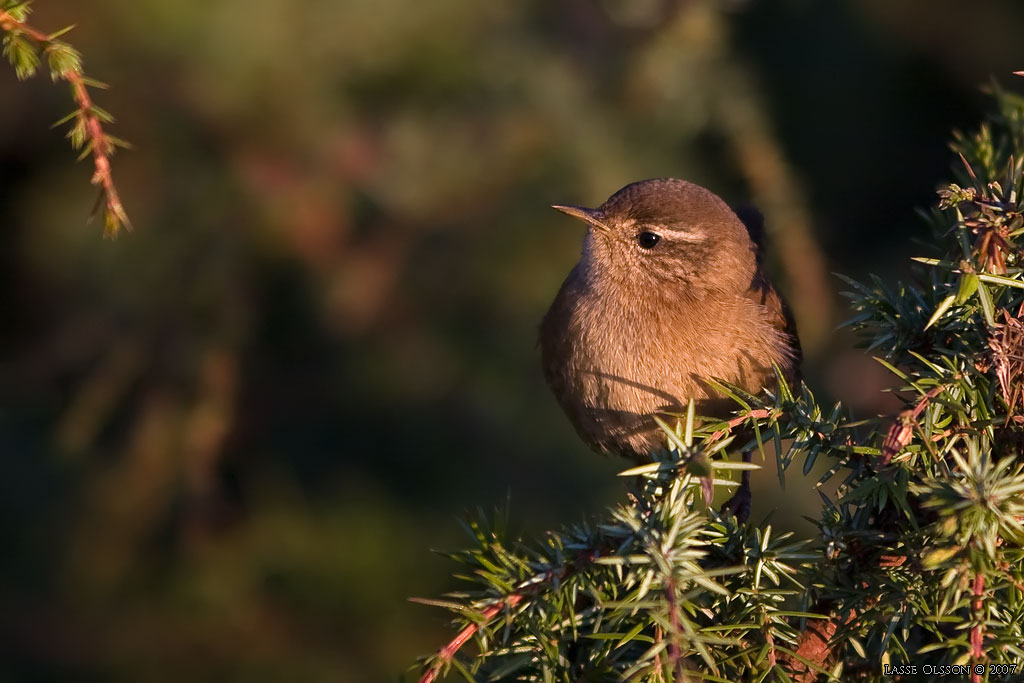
[415, 88, 1024, 682]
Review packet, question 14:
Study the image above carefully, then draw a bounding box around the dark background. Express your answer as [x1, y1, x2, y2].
[1, 1, 1021, 680]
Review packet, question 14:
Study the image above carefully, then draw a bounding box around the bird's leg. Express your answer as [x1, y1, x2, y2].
[720, 450, 752, 522]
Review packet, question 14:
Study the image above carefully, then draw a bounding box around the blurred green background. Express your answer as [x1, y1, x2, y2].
[2, 0, 1023, 680]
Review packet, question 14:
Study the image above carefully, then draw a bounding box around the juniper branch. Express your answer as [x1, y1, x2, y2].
[0, 3, 131, 236]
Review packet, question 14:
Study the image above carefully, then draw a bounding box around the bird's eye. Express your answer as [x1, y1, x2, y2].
[637, 231, 661, 249]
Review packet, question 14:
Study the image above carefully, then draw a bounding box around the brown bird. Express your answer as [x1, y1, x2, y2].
[540, 178, 801, 516]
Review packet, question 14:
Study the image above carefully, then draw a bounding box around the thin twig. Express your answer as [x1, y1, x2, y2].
[418, 594, 525, 683]
[65, 70, 130, 233]
[0, 7, 130, 235]
[653, 625, 665, 681]
[664, 578, 685, 677]
[970, 573, 985, 683]
[881, 383, 951, 464]
[761, 606, 778, 669]
[707, 408, 776, 443]
[417, 550, 598, 683]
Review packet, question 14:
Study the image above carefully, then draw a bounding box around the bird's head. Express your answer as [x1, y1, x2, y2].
[553, 178, 758, 295]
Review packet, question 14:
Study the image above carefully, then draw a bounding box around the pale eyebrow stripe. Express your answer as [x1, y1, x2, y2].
[622, 218, 703, 241]
[657, 226, 702, 240]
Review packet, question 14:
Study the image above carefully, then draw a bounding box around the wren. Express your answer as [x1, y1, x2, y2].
[540, 178, 801, 471]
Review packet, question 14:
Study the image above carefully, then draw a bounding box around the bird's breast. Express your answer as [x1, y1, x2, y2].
[543, 282, 789, 444]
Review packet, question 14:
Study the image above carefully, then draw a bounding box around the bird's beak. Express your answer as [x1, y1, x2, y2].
[551, 204, 609, 232]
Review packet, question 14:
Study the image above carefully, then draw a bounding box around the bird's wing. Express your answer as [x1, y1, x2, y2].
[734, 205, 767, 260]
[735, 206, 804, 375]
[750, 271, 803, 372]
